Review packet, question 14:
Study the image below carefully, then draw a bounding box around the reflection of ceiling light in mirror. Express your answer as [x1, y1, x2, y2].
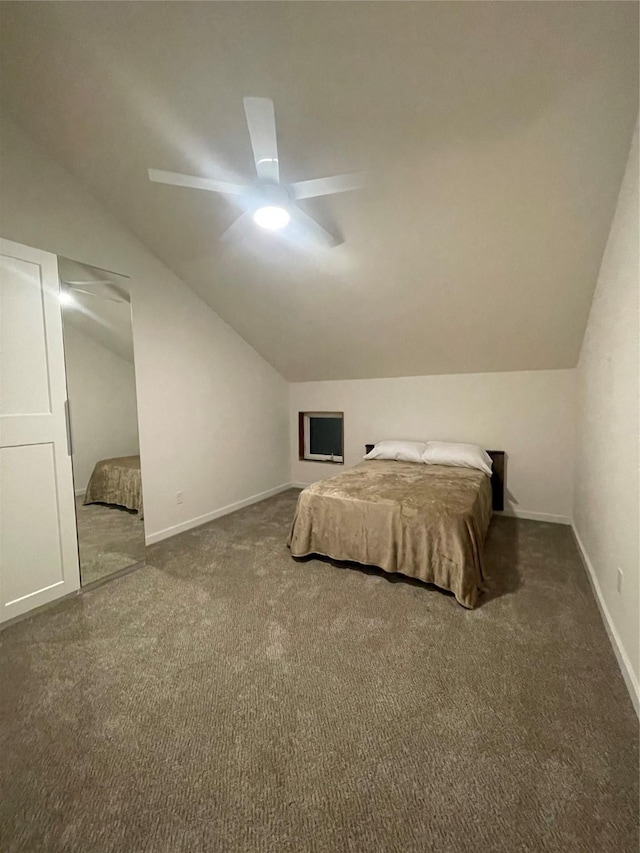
[59, 290, 75, 306]
[253, 206, 290, 231]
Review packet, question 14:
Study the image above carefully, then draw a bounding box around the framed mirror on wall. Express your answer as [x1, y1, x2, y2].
[58, 257, 145, 587]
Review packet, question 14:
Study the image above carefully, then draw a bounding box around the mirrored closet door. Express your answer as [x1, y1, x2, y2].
[59, 257, 145, 586]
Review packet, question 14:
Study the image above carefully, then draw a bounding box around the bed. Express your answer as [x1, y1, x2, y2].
[84, 455, 143, 515]
[287, 447, 505, 609]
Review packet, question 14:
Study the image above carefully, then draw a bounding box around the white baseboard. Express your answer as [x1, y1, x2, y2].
[572, 524, 639, 717]
[497, 509, 571, 525]
[145, 483, 294, 546]
[75, 488, 86, 497]
[290, 482, 308, 490]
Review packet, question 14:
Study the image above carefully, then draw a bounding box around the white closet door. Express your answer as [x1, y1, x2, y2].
[0, 238, 80, 623]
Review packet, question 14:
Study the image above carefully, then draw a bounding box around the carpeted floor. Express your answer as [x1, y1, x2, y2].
[75, 495, 146, 585]
[1, 489, 637, 853]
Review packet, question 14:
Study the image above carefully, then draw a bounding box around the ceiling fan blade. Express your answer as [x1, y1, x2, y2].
[148, 169, 247, 196]
[65, 287, 128, 304]
[290, 172, 365, 200]
[243, 97, 279, 183]
[290, 207, 340, 248]
[220, 210, 255, 243]
[63, 279, 114, 286]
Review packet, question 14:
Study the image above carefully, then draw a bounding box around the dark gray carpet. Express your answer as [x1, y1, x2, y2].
[1, 489, 637, 853]
[75, 495, 146, 585]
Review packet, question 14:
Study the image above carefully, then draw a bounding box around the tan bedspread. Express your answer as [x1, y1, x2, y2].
[84, 455, 143, 514]
[287, 460, 492, 608]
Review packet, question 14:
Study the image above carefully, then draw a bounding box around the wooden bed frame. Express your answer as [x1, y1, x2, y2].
[364, 445, 505, 511]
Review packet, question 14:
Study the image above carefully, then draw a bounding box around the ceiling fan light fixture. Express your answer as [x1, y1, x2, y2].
[149, 97, 362, 246]
[253, 205, 290, 231]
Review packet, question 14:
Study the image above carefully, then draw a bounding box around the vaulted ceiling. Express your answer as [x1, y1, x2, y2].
[0, 2, 637, 381]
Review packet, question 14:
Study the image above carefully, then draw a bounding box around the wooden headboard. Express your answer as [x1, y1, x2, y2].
[364, 445, 505, 512]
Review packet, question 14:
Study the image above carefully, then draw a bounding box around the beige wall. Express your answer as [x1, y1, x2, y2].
[573, 124, 639, 697]
[0, 117, 289, 543]
[290, 369, 576, 522]
[63, 326, 140, 494]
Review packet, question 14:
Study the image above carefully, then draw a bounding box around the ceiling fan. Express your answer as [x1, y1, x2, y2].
[148, 97, 364, 247]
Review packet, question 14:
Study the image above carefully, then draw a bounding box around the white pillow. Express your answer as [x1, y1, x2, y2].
[364, 440, 427, 463]
[421, 441, 492, 476]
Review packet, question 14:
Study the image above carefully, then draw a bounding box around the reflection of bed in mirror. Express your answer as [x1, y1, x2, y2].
[84, 454, 143, 515]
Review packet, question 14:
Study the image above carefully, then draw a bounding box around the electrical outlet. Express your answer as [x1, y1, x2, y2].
[176, 491, 183, 505]
[616, 568, 623, 594]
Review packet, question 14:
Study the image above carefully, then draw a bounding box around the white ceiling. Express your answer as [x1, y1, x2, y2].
[1, 2, 637, 381]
